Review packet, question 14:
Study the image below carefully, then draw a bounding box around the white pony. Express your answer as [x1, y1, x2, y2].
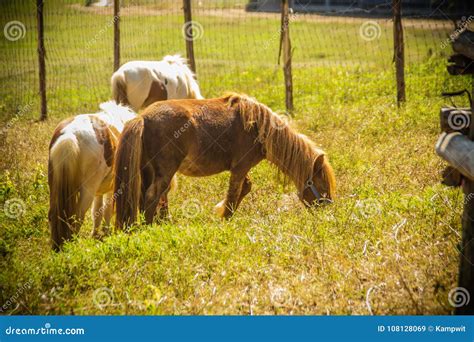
[48, 101, 136, 250]
[111, 55, 204, 111]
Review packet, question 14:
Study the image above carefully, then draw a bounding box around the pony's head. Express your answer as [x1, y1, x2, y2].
[300, 153, 336, 207]
[232, 94, 336, 207]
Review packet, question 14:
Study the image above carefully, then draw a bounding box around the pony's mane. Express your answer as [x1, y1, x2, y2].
[225, 93, 335, 197]
[163, 54, 188, 66]
[99, 101, 136, 118]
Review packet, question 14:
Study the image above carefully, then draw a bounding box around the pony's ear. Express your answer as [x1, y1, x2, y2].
[313, 154, 325, 175]
[226, 94, 241, 108]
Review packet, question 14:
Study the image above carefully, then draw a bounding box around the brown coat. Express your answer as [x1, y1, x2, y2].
[114, 93, 336, 229]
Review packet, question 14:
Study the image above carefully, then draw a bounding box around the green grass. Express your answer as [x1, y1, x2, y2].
[0, 1, 471, 315]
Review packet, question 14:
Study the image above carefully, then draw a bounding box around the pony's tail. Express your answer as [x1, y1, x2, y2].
[111, 72, 129, 106]
[114, 117, 144, 230]
[48, 136, 81, 251]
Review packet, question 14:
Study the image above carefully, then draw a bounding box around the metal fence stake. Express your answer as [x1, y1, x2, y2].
[393, 0, 406, 105]
[114, 0, 120, 72]
[183, 0, 196, 75]
[281, 0, 293, 113]
[37, 0, 47, 121]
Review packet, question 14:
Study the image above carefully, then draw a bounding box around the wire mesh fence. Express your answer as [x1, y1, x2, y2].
[1, 1, 38, 113]
[0, 0, 471, 121]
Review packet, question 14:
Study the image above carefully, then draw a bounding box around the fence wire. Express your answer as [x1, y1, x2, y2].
[0, 0, 471, 121]
[1, 1, 38, 114]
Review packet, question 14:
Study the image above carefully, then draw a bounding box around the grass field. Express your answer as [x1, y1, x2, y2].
[0, 1, 471, 315]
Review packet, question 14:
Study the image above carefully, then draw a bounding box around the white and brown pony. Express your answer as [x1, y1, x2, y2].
[111, 55, 204, 111]
[114, 93, 336, 229]
[48, 102, 137, 250]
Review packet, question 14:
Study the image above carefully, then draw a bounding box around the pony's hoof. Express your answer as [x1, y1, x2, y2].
[158, 214, 171, 222]
[102, 226, 111, 237]
[214, 200, 226, 217]
[91, 231, 103, 240]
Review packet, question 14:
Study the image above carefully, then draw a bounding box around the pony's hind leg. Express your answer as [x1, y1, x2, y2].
[140, 165, 154, 213]
[157, 176, 177, 220]
[75, 187, 95, 235]
[102, 192, 114, 236]
[157, 175, 177, 220]
[158, 193, 169, 220]
[144, 175, 175, 225]
[91, 195, 104, 238]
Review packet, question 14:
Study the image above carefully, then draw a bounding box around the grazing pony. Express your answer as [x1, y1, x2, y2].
[114, 93, 336, 229]
[111, 55, 204, 111]
[48, 101, 137, 250]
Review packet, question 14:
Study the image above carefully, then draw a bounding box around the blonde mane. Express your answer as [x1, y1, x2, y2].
[226, 93, 335, 198]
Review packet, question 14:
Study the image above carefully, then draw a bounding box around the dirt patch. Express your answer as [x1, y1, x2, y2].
[68, 4, 180, 16]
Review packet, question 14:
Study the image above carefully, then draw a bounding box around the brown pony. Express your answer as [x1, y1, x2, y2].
[114, 93, 336, 229]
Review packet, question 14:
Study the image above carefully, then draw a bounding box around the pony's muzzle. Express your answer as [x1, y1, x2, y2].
[318, 198, 333, 205]
[301, 197, 333, 208]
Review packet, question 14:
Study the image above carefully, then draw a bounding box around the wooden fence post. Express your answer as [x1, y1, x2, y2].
[37, 0, 47, 121]
[456, 77, 474, 315]
[281, 0, 293, 112]
[183, 0, 196, 74]
[444, 31, 474, 314]
[113, 0, 120, 71]
[393, 0, 406, 105]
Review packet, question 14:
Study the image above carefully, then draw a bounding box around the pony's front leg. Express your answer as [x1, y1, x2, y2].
[215, 172, 249, 219]
[91, 195, 104, 238]
[102, 193, 114, 236]
[237, 176, 252, 207]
